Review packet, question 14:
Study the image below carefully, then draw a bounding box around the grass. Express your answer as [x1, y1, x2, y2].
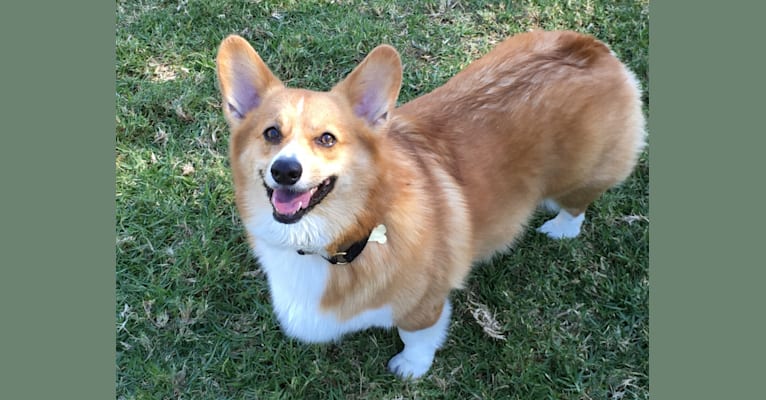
[116, 0, 649, 398]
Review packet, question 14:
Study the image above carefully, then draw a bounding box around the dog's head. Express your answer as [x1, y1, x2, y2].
[216, 35, 402, 249]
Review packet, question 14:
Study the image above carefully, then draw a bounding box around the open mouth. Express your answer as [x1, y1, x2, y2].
[263, 175, 337, 224]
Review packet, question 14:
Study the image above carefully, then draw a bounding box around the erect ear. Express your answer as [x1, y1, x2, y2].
[216, 35, 283, 128]
[332, 45, 402, 128]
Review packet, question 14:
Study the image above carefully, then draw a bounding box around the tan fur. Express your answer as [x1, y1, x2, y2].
[217, 31, 644, 332]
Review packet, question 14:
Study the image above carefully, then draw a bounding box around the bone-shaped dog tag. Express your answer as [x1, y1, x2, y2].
[368, 224, 387, 244]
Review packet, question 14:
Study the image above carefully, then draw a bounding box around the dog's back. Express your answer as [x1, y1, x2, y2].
[393, 30, 645, 258]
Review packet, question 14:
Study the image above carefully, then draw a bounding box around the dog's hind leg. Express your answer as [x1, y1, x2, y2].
[537, 184, 610, 239]
[537, 208, 586, 239]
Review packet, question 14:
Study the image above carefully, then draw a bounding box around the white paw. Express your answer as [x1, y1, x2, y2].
[537, 210, 584, 239]
[387, 351, 432, 380]
[388, 300, 451, 379]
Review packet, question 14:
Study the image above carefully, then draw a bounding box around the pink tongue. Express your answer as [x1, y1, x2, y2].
[271, 188, 314, 215]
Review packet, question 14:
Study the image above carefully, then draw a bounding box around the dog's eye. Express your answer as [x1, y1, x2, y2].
[263, 127, 282, 144]
[316, 132, 337, 148]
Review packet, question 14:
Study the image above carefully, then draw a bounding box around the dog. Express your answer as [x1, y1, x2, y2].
[215, 30, 645, 379]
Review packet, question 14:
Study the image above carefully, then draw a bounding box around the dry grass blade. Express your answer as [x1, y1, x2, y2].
[468, 299, 506, 341]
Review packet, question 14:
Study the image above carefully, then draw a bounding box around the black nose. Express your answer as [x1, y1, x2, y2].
[270, 158, 302, 185]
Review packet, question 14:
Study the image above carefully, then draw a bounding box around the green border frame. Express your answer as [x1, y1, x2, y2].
[0, 2, 116, 399]
[650, 1, 766, 398]
[3, 1, 766, 398]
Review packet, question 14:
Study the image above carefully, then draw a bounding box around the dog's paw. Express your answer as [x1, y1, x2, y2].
[537, 210, 584, 239]
[537, 218, 580, 238]
[387, 352, 432, 380]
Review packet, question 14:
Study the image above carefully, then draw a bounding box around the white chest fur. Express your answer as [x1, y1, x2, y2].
[253, 244, 394, 343]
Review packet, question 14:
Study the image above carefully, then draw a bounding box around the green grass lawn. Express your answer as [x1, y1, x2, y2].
[116, 1, 649, 398]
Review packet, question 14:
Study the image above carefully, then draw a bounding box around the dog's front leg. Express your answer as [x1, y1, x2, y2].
[388, 300, 452, 379]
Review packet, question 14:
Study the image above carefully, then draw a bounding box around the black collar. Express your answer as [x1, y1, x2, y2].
[296, 231, 371, 265]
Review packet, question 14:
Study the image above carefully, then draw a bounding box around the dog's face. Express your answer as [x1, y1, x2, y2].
[239, 90, 349, 225]
[216, 36, 402, 249]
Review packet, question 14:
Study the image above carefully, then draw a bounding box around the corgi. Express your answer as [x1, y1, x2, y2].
[215, 30, 645, 379]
